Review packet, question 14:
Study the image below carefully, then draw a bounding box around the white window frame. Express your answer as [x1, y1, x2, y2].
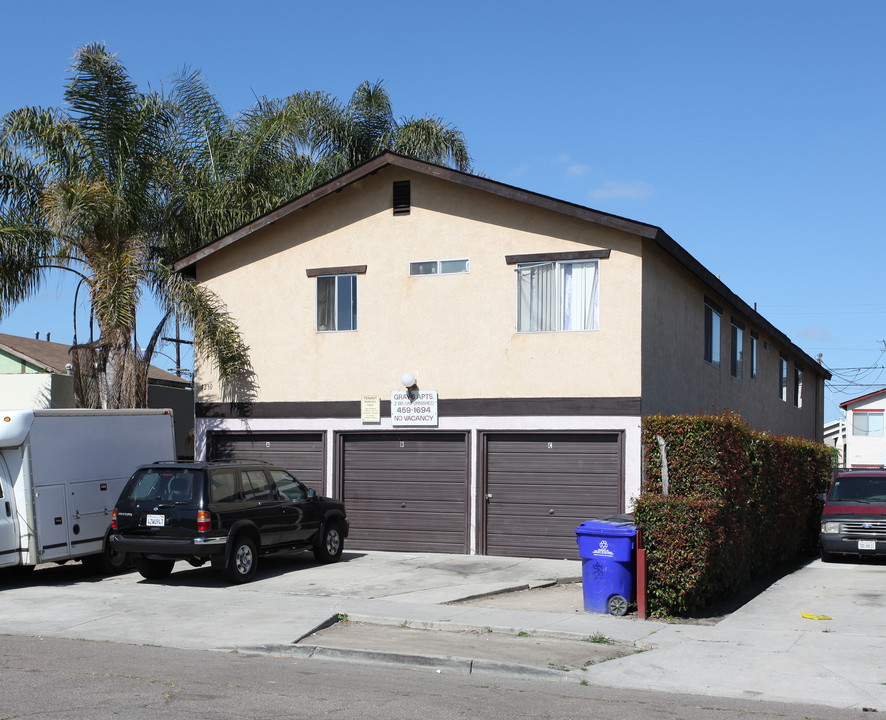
[794, 366, 803, 408]
[409, 258, 470, 277]
[316, 274, 357, 332]
[515, 259, 599, 333]
[853, 410, 885, 437]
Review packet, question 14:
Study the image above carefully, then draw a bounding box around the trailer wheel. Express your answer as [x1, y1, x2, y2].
[83, 534, 129, 575]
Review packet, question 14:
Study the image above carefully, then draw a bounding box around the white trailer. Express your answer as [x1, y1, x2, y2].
[0, 409, 176, 574]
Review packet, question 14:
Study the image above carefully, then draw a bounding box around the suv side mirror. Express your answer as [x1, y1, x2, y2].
[307, 488, 317, 499]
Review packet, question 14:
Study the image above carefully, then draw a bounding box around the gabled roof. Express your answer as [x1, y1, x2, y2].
[172, 151, 830, 380]
[840, 388, 886, 409]
[0, 333, 189, 386]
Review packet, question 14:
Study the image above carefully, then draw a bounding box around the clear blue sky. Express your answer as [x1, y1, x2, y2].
[1, 0, 883, 421]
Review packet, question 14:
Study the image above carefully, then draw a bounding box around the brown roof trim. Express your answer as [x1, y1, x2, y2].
[172, 152, 660, 274]
[171, 151, 829, 380]
[505, 249, 611, 265]
[840, 387, 886, 409]
[305, 264, 367, 278]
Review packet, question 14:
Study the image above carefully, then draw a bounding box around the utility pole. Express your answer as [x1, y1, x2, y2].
[161, 316, 193, 378]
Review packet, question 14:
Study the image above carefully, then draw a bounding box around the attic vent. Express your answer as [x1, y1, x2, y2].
[393, 181, 410, 215]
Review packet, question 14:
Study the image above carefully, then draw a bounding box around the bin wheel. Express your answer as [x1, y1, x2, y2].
[608, 594, 629, 616]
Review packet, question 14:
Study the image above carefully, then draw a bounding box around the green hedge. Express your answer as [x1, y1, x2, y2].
[634, 413, 834, 617]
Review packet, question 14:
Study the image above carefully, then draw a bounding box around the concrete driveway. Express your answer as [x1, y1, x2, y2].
[0, 551, 884, 711]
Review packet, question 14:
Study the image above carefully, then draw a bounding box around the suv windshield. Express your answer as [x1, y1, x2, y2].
[830, 475, 886, 504]
[124, 468, 201, 503]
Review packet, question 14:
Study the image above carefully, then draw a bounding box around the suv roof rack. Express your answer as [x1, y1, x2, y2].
[150, 459, 271, 466]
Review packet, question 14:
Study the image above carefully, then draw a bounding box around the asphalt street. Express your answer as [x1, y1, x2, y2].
[0, 550, 884, 712]
[0, 634, 868, 720]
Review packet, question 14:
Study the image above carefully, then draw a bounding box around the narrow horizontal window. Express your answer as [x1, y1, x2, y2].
[409, 258, 469, 276]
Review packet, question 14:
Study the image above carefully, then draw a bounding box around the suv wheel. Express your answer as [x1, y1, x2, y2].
[134, 555, 175, 580]
[224, 536, 257, 583]
[313, 520, 344, 563]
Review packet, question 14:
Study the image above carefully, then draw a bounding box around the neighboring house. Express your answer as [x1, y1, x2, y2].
[823, 418, 846, 467]
[0, 332, 194, 458]
[826, 388, 886, 469]
[174, 152, 830, 560]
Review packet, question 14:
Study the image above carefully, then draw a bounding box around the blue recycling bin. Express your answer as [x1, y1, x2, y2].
[575, 519, 637, 615]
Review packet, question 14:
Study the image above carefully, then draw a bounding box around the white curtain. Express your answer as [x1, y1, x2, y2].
[562, 261, 598, 331]
[518, 260, 598, 332]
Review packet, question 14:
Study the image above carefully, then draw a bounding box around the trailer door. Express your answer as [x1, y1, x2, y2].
[0, 455, 19, 568]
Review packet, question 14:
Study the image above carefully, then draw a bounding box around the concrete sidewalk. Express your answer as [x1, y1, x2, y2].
[1, 551, 884, 711]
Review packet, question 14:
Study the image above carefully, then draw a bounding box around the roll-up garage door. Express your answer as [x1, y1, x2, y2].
[484, 432, 623, 560]
[341, 432, 468, 553]
[208, 432, 324, 495]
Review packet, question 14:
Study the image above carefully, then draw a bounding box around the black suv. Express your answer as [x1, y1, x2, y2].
[110, 461, 348, 583]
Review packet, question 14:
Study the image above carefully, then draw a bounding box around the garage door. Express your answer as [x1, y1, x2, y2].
[208, 432, 324, 495]
[341, 433, 468, 553]
[484, 432, 622, 560]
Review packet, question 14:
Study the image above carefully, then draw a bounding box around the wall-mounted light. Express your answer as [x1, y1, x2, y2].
[400, 372, 416, 389]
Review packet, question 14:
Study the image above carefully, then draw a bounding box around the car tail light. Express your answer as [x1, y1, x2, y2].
[111, 508, 117, 530]
[197, 510, 211, 532]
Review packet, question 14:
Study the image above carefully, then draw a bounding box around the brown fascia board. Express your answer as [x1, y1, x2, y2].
[171, 152, 662, 273]
[172, 151, 829, 381]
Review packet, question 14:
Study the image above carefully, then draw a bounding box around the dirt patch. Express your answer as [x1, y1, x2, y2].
[304, 620, 635, 671]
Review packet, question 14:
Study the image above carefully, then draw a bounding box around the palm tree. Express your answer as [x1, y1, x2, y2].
[318, 80, 471, 175]
[0, 49, 472, 410]
[235, 80, 471, 188]
[0, 44, 250, 408]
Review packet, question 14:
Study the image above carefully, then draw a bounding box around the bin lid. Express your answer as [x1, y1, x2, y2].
[575, 519, 637, 537]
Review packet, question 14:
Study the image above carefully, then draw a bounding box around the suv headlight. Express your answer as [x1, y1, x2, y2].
[821, 521, 841, 534]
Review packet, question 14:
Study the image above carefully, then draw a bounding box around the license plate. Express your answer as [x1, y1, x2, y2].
[146, 514, 165, 527]
[858, 540, 876, 550]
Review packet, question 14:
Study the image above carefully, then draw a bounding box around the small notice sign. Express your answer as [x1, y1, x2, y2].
[391, 390, 438, 426]
[361, 394, 381, 424]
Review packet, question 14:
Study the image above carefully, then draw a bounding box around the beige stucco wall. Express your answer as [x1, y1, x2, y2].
[195, 167, 645, 404]
[640, 241, 824, 440]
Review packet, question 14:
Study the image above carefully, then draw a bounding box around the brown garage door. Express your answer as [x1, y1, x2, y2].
[208, 432, 324, 495]
[484, 432, 623, 560]
[341, 432, 468, 553]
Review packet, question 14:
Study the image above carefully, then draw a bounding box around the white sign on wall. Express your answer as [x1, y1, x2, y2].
[391, 389, 438, 426]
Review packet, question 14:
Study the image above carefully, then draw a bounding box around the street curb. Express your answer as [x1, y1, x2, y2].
[226, 643, 578, 682]
[341, 614, 655, 648]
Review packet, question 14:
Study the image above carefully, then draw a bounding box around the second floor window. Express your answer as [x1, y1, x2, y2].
[779, 355, 788, 401]
[750, 332, 758, 379]
[853, 410, 885, 437]
[704, 301, 721, 367]
[730, 320, 743, 379]
[516, 260, 599, 332]
[317, 274, 357, 331]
